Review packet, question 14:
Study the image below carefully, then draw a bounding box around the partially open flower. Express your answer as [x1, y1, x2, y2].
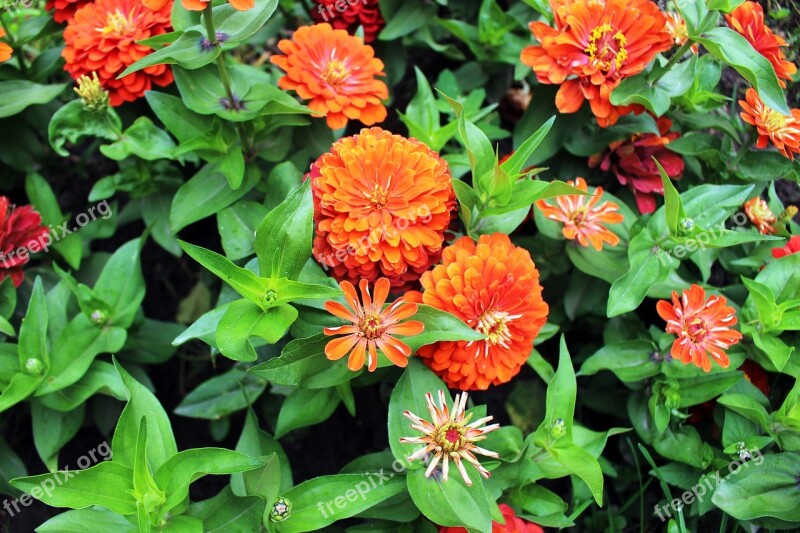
[656, 284, 743, 373]
[323, 278, 424, 372]
[400, 390, 500, 486]
[535, 177, 624, 250]
[590, 117, 684, 214]
[271, 23, 388, 129]
[739, 88, 800, 161]
[74, 72, 110, 112]
[772, 235, 800, 259]
[744, 197, 777, 235]
[727, 1, 797, 88]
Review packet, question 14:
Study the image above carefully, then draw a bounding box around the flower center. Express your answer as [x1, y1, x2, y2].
[475, 309, 520, 352]
[101, 9, 134, 35]
[763, 109, 788, 132]
[684, 316, 708, 343]
[571, 206, 588, 226]
[322, 60, 349, 85]
[585, 23, 628, 72]
[365, 182, 391, 209]
[359, 313, 384, 340]
[434, 423, 465, 453]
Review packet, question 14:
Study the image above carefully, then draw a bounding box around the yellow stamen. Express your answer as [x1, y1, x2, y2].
[100, 9, 133, 35]
[585, 23, 628, 71]
[322, 60, 349, 84]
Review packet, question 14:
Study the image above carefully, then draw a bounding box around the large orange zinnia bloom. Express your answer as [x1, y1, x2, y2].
[271, 23, 388, 129]
[311, 127, 456, 290]
[62, 0, 174, 107]
[535, 177, 623, 250]
[727, 1, 797, 88]
[521, 0, 673, 127]
[46, 0, 91, 23]
[0, 29, 11, 63]
[323, 278, 424, 372]
[656, 284, 742, 373]
[739, 88, 800, 161]
[407, 234, 549, 390]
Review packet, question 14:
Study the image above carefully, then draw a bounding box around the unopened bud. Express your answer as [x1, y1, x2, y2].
[74, 72, 109, 112]
[90, 309, 108, 325]
[270, 497, 291, 522]
[549, 418, 567, 440]
[25, 358, 44, 376]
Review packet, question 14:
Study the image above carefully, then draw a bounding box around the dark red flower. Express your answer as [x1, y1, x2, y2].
[590, 117, 684, 214]
[439, 504, 544, 533]
[0, 197, 50, 287]
[311, 0, 385, 43]
[772, 235, 800, 259]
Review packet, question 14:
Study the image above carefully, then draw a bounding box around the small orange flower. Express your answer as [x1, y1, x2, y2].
[521, 0, 673, 127]
[535, 177, 623, 250]
[727, 1, 797, 88]
[739, 88, 800, 161]
[323, 278, 424, 372]
[271, 23, 388, 129]
[0, 29, 11, 63]
[311, 127, 456, 290]
[400, 390, 500, 486]
[408, 234, 549, 391]
[744, 197, 778, 235]
[772, 235, 800, 259]
[656, 284, 743, 373]
[62, 0, 174, 107]
[46, 0, 91, 23]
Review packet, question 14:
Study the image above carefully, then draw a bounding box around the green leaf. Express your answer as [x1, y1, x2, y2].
[93, 239, 146, 329]
[274, 387, 340, 438]
[717, 393, 771, 430]
[254, 179, 313, 281]
[145, 92, 208, 145]
[608, 230, 674, 317]
[216, 300, 298, 361]
[578, 340, 661, 382]
[154, 448, 263, 515]
[10, 461, 137, 515]
[277, 473, 407, 532]
[18, 277, 49, 369]
[675, 371, 743, 408]
[609, 75, 671, 116]
[248, 333, 354, 389]
[174, 366, 266, 420]
[118, 31, 221, 78]
[186, 487, 264, 533]
[217, 201, 269, 261]
[656, 160, 685, 237]
[405, 304, 485, 354]
[31, 401, 84, 471]
[694, 27, 788, 114]
[233, 407, 293, 495]
[212, 0, 279, 45]
[0, 372, 42, 414]
[99, 117, 175, 161]
[407, 468, 492, 532]
[441, 92, 495, 190]
[707, 0, 746, 12]
[36, 508, 137, 532]
[112, 360, 178, 471]
[26, 172, 83, 268]
[39, 360, 126, 412]
[500, 116, 555, 177]
[0, 81, 66, 118]
[534, 337, 577, 446]
[378, 0, 437, 40]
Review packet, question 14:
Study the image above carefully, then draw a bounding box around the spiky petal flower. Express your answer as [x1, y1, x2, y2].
[62, 0, 174, 107]
[656, 284, 743, 373]
[535, 177, 623, 250]
[407, 234, 549, 390]
[772, 235, 800, 259]
[744, 197, 778, 235]
[324, 278, 424, 372]
[727, 1, 797, 88]
[0, 28, 11, 63]
[311, 0, 385, 43]
[520, 0, 673, 127]
[400, 390, 500, 486]
[271, 23, 388, 129]
[739, 88, 800, 161]
[310, 127, 456, 290]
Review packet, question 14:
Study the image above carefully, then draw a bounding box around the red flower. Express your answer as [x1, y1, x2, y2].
[311, 0, 385, 43]
[62, 0, 174, 107]
[46, 0, 91, 23]
[772, 235, 800, 259]
[590, 117, 684, 214]
[0, 197, 50, 287]
[440, 504, 544, 533]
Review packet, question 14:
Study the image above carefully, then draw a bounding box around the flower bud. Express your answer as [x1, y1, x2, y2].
[74, 72, 109, 112]
[270, 497, 291, 522]
[679, 217, 695, 234]
[24, 358, 44, 376]
[264, 290, 278, 307]
[549, 418, 567, 440]
[90, 309, 108, 325]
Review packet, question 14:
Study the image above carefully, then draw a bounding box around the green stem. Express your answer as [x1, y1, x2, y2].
[201, 3, 254, 160]
[0, 16, 26, 75]
[731, 132, 756, 168]
[649, 10, 717, 85]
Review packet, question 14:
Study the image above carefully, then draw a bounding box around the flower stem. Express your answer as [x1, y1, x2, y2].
[0, 16, 27, 75]
[201, 3, 254, 160]
[648, 11, 717, 85]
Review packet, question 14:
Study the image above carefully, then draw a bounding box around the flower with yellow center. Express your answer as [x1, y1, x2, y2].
[400, 390, 499, 486]
[739, 88, 800, 161]
[100, 8, 133, 35]
[743, 196, 778, 235]
[74, 72, 109, 111]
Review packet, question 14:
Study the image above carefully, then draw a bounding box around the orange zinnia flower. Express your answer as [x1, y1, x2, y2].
[743, 197, 778, 235]
[772, 235, 800, 259]
[727, 1, 797, 88]
[0, 29, 11, 63]
[739, 88, 800, 161]
[407, 234, 549, 391]
[271, 23, 388, 129]
[400, 391, 500, 486]
[62, 0, 174, 107]
[656, 284, 743, 373]
[323, 278, 424, 372]
[46, 0, 91, 23]
[520, 0, 673, 127]
[310, 127, 456, 290]
[535, 177, 623, 250]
